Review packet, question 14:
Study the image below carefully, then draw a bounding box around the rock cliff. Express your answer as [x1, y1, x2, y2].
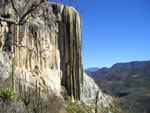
[0, 1, 119, 113]
[0, 0, 82, 100]
[81, 73, 113, 109]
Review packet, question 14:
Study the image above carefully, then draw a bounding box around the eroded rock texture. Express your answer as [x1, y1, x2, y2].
[0, 0, 82, 99]
[81, 73, 113, 110]
[60, 6, 83, 100]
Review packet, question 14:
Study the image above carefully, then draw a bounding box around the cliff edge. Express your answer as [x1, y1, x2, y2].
[0, 1, 119, 113]
[0, 0, 82, 101]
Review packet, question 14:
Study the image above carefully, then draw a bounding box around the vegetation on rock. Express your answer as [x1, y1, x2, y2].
[0, 87, 16, 102]
[0, 58, 16, 102]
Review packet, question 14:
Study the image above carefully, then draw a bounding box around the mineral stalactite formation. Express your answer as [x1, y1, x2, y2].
[0, 0, 83, 100]
[60, 6, 83, 101]
[0, 1, 116, 113]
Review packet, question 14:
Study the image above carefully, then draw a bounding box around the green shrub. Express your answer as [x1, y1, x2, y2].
[0, 88, 16, 101]
[66, 102, 93, 113]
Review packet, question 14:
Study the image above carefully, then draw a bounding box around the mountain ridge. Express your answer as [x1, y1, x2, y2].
[87, 60, 150, 78]
[84, 67, 100, 72]
[111, 61, 149, 70]
[87, 60, 150, 113]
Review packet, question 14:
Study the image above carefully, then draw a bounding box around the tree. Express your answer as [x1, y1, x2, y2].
[0, 0, 81, 53]
[0, 0, 81, 25]
[0, 0, 45, 25]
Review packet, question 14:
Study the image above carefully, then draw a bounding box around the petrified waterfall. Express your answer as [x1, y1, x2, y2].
[0, 1, 83, 100]
[60, 6, 83, 100]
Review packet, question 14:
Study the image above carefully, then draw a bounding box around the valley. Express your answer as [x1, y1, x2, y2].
[86, 61, 150, 113]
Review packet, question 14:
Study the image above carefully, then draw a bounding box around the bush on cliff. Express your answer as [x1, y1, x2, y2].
[0, 87, 16, 102]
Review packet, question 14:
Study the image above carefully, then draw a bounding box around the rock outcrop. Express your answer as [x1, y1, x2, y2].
[81, 73, 114, 112]
[0, 0, 82, 100]
[0, 50, 11, 82]
[0, 1, 119, 113]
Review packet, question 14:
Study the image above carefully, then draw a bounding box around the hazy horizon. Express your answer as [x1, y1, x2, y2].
[84, 59, 150, 69]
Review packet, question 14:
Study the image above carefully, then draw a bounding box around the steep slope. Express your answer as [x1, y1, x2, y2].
[81, 73, 113, 112]
[84, 67, 100, 77]
[0, 50, 120, 113]
[91, 67, 109, 78]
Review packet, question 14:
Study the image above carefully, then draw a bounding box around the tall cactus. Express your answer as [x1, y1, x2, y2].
[12, 57, 16, 93]
[19, 80, 43, 113]
[33, 80, 43, 113]
[95, 91, 99, 113]
[19, 80, 31, 113]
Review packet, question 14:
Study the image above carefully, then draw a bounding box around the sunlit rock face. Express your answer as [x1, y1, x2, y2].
[0, 50, 11, 82]
[60, 6, 83, 100]
[81, 73, 114, 112]
[0, 0, 83, 98]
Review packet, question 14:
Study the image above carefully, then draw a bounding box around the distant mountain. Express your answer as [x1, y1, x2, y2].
[90, 67, 109, 78]
[111, 61, 149, 70]
[90, 61, 149, 78]
[84, 67, 100, 72]
[89, 61, 150, 113]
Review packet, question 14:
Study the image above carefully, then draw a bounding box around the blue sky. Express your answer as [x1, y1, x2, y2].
[50, 0, 150, 69]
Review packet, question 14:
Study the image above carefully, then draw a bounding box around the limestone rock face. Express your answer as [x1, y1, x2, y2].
[0, 100, 23, 113]
[81, 73, 113, 112]
[0, 1, 120, 113]
[0, 0, 82, 99]
[0, 50, 11, 82]
[60, 6, 83, 100]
